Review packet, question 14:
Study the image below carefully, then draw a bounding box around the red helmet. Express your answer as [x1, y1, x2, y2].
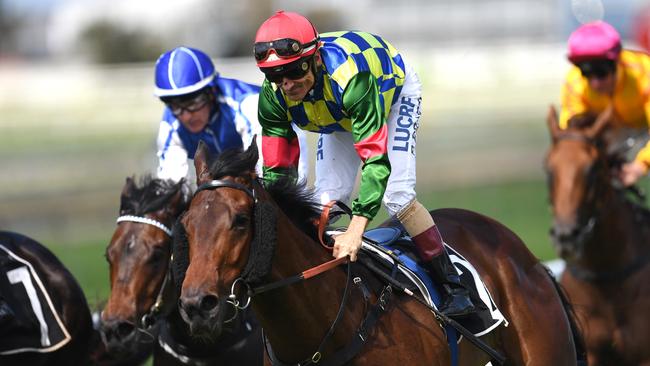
[567, 21, 621, 64]
[254, 10, 319, 69]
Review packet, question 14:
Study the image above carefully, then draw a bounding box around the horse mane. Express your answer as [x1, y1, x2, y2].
[566, 113, 599, 130]
[207, 147, 321, 240]
[265, 178, 321, 240]
[119, 174, 191, 216]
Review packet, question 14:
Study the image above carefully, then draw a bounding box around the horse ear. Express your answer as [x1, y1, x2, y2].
[194, 141, 211, 184]
[247, 135, 260, 164]
[586, 104, 613, 139]
[546, 105, 561, 142]
[122, 176, 136, 197]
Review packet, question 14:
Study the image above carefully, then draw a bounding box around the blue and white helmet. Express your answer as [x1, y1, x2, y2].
[154, 47, 218, 98]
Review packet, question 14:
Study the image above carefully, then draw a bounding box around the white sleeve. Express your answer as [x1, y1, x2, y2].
[237, 94, 264, 175]
[156, 121, 189, 183]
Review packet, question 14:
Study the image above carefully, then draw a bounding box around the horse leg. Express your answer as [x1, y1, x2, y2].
[498, 264, 577, 365]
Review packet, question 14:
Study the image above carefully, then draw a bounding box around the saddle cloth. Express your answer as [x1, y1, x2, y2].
[353, 227, 508, 337]
[0, 244, 71, 355]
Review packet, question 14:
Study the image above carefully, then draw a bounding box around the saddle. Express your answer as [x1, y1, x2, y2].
[356, 227, 508, 337]
[0, 244, 70, 355]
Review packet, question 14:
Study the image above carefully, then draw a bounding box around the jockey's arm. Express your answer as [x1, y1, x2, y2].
[559, 68, 589, 129]
[156, 113, 189, 183]
[618, 89, 650, 186]
[332, 72, 391, 261]
[258, 80, 300, 184]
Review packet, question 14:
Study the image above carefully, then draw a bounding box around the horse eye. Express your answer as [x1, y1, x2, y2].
[232, 214, 250, 229]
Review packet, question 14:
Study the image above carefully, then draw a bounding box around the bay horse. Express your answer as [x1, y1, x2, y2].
[546, 106, 650, 365]
[176, 140, 584, 365]
[101, 175, 263, 365]
[0, 230, 93, 366]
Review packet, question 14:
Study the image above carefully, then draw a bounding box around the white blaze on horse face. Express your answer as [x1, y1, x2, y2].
[127, 235, 136, 251]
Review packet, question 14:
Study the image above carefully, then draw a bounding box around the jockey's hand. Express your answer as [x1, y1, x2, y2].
[620, 160, 648, 187]
[332, 215, 369, 262]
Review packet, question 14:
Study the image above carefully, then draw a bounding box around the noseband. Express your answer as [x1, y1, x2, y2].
[115, 215, 173, 330]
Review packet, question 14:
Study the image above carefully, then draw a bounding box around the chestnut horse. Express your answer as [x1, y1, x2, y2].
[175, 141, 584, 365]
[101, 176, 263, 365]
[546, 106, 650, 365]
[0, 231, 93, 366]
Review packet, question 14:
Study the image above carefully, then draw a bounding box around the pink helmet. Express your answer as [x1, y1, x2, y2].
[568, 21, 622, 64]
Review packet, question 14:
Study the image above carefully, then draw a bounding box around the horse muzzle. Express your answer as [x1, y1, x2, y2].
[100, 317, 143, 354]
[178, 291, 229, 336]
[550, 217, 595, 261]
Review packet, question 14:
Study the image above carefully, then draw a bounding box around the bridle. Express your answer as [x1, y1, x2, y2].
[192, 178, 348, 312]
[115, 214, 174, 330]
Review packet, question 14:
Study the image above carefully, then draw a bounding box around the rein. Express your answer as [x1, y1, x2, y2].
[115, 215, 173, 329]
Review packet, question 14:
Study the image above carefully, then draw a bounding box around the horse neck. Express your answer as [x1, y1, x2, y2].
[251, 206, 354, 361]
[579, 187, 649, 271]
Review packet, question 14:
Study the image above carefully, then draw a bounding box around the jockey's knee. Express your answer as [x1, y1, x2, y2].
[383, 190, 416, 216]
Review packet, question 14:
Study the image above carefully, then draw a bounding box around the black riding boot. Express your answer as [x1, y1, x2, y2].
[397, 199, 475, 318]
[425, 250, 476, 318]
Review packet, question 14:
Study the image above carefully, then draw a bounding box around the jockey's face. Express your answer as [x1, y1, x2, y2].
[577, 59, 617, 96]
[168, 92, 213, 133]
[587, 72, 616, 95]
[277, 53, 320, 101]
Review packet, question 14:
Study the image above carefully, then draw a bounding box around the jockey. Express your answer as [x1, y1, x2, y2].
[254, 11, 475, 318]
[560, 21, 650, 186]
[154, 46, 309, 183]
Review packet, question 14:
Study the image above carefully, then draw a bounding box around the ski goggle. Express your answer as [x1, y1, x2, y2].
[254, 38, 318, 62]
[577, 60, 616, 79]
[261, 58, 312, 84]
[166, 93, 210, 116]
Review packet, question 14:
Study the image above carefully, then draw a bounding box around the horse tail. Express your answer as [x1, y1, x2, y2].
[542, 266, 587, 366]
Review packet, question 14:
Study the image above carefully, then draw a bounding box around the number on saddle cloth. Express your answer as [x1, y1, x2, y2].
[0, 245, 70, 355]
[360, 228, 508, 338]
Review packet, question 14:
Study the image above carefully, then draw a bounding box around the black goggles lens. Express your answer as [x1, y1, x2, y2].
[254, 38, 315, 61]
[263, 59, 312, 84]
[578, 60, 615, 79]
[167, 93, 210, 115]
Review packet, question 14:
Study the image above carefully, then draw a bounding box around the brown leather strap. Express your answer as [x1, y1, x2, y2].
[318, 200, 337, 250]
[303, 256, 349, 280]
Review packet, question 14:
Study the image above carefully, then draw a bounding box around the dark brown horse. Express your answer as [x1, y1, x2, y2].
[175, 141, 583, 365]
[546, 106, 650, 366]
[102, 175, 263, 365]
[0, 231, 94, 366]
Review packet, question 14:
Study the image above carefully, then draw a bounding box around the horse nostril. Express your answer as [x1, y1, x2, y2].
[116, 321, 135, 338]
[200, 295, 219, 312]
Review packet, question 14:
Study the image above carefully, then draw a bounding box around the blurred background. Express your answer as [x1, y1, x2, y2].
[1, 0, 650, 307]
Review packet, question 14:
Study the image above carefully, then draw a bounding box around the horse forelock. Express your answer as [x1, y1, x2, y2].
[120, 175, 190, 216]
